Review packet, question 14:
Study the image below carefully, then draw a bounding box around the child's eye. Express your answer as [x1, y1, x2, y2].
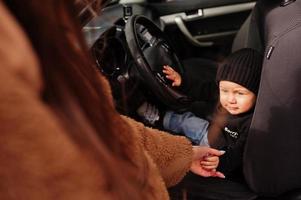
[220, 89, 228, 93]
[237, 92, 246, 95]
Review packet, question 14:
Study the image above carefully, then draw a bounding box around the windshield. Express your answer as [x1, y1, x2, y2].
[76, 0, 120, 25]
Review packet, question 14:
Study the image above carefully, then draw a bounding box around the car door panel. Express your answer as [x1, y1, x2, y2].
[146, 0, 256, 59]
[148, 0, 256, 16]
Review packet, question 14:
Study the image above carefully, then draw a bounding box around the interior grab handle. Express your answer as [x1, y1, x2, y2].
[186, 9, 203, 20]
[174, 16, 213, 47]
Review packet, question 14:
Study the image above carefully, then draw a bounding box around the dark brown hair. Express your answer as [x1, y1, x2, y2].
[4, 0, 151, 199]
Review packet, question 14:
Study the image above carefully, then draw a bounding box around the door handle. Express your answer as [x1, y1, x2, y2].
[174, 16, 213, 47]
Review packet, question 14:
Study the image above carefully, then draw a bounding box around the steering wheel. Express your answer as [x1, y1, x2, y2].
[125, 15, 192, 110]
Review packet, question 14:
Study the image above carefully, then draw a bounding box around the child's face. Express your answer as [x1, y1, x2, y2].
[219, 81, 256, 115]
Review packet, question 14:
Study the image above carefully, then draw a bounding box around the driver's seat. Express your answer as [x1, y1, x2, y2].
[239, 0, 301, 198]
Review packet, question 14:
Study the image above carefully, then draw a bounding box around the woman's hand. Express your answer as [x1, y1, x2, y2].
[162, 65, 182, 86]
[190, 146, 225, 178]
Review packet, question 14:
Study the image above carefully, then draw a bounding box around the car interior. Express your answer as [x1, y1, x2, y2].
[84, 0, 255, 116]
[81, 0, 301, 199]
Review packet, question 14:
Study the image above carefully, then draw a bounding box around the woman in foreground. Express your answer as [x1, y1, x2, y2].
[0, 0, 223, 199]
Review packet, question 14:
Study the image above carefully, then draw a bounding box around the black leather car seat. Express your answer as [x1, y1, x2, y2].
[241, 0, 301, 197]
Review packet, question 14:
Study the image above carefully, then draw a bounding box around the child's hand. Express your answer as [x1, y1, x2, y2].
[200, 154, 220, 171]
[200, 153, 225, 178]
[162, 65, 182, 86]
[190, 146, 225, 178]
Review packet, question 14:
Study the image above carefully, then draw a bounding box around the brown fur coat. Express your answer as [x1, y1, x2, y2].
[0, 2, 192, 199]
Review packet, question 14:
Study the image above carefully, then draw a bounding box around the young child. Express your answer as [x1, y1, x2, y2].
[138, 48, 263, 178]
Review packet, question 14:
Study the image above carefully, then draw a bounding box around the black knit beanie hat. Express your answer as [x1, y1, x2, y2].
[216, 48, 263, 95]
